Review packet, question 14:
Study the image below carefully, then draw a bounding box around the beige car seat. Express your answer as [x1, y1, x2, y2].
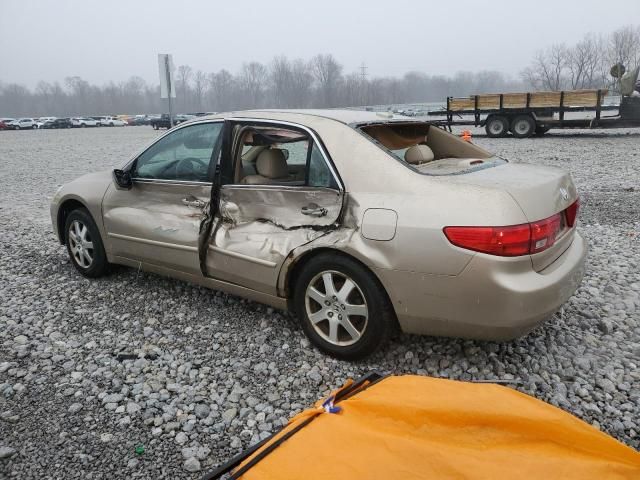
[241, 149, 290, 184]
[404, 144, 435, 165]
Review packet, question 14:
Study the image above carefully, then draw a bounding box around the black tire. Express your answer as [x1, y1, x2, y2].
[535, 126, 550, 136]
[31, 125, 37, 129]
[510, 114, 536, 138]
[294, 253, 395, 360]
[485, 115, 509, 137]
[64, 209, 109, 278]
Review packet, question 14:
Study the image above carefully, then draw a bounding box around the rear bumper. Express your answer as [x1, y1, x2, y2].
[377, 232, 587, 340]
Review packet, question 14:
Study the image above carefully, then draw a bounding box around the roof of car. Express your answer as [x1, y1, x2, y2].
[203, 109, 418, 126]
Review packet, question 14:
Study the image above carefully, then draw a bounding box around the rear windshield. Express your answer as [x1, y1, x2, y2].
[358, 122, 504, 176]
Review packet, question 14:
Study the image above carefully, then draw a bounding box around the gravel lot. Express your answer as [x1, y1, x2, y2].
[1, 126, 639, 478]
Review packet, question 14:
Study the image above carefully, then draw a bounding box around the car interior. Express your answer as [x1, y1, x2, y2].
[359, 122, 495, 174]
[234, 126, 311, 186]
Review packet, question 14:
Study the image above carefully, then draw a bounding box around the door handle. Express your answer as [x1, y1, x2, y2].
[181, 196, 206, 208]
[301, 203, 327, 217]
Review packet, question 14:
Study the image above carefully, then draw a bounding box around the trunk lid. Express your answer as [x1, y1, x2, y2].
[445, 162, 579, 271]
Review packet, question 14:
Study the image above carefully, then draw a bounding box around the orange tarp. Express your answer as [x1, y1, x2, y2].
[235, 375, 640, 479]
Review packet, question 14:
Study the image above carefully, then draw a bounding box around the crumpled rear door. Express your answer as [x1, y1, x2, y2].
[206, 185, 343, 295]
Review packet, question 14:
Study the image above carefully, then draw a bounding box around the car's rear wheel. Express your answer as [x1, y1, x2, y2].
[65, 209, 109, 278]
[485, 115, 509, 137]
[510, 115, 536, 138]
[294, 253, 395, 360]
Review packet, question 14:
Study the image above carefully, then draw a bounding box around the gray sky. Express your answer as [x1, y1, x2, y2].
[1, 0, 639, 88]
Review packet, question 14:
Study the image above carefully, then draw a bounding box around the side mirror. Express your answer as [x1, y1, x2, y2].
[113, 169, 132, 190]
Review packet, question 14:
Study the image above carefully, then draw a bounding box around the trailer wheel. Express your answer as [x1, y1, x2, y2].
[485, 116, 509, 137]
[510, 115, 535, 138]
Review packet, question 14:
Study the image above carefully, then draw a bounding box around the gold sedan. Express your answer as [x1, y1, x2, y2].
[51, 110, 586, 359]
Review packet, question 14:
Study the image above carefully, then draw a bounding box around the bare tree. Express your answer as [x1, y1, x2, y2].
[311, 54, 343, 107]
[608, 25, 640, 70]
[239, 62, 268, 108]
[270, 56, 293, 107]
[289, 59, 313, 108]
[177, 65, 193, 111]
[521, 44, 569, 90]
[567, 34, 604, 89]
[208, 69, 235, 112]
[193, 70, 207, 111]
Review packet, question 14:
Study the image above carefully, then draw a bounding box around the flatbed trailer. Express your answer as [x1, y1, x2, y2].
[428, 88, 640, 138]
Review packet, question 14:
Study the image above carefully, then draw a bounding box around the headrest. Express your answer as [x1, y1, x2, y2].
[256, 149, 289, 179]
[404, 144, 435, 165]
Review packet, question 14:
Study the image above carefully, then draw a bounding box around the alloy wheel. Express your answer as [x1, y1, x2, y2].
[305, 270, 368, 346]
[68, 220, 94, 268]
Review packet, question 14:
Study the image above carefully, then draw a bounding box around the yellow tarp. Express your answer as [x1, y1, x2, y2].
[235, 375, 640, 479]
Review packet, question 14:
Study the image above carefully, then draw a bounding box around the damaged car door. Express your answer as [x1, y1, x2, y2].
[102, 121, 223, 275]
[205, 121, 344, 295]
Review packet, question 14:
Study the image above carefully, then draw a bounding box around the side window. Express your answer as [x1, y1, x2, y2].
[308, 143, 337, 189]
[134, 122, 223, 182]
[236, 125, 338, 189]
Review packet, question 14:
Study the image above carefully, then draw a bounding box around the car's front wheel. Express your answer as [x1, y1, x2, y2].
[64, 209, 109, 278]
[294, 253, 395, 360]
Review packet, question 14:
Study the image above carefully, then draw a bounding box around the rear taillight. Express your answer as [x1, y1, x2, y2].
[444, 199, 579, 257]
[565, 199, 579, 227]
[530, 214, 562, 253]
[443, 224, 531, 257]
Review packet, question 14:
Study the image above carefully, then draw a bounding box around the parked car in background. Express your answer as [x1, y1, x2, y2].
[100, 116, 126, 127]
[71, 117, 99, 127]
[0, 118, 15, 130]
[150, 114, 175, 129]
[7, 118, 37, 130]
[50, 110, 586, 359]
[42, 118, 73, 129]
[128, 115, 150, 126]
[36, 117, 57, 128]
[176, 114, 196, 122]
[149, 113, 191, 129]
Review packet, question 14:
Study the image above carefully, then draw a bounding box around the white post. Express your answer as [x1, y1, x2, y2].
[165, 55, 174, 128]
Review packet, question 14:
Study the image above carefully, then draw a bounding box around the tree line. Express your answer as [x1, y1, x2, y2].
[0, 58, 525, 117]
[1, 25, 638, 117]
[522, 25, 640, 90]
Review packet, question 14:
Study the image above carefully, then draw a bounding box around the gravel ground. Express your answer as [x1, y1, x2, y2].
[1, 126, 639, 478]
